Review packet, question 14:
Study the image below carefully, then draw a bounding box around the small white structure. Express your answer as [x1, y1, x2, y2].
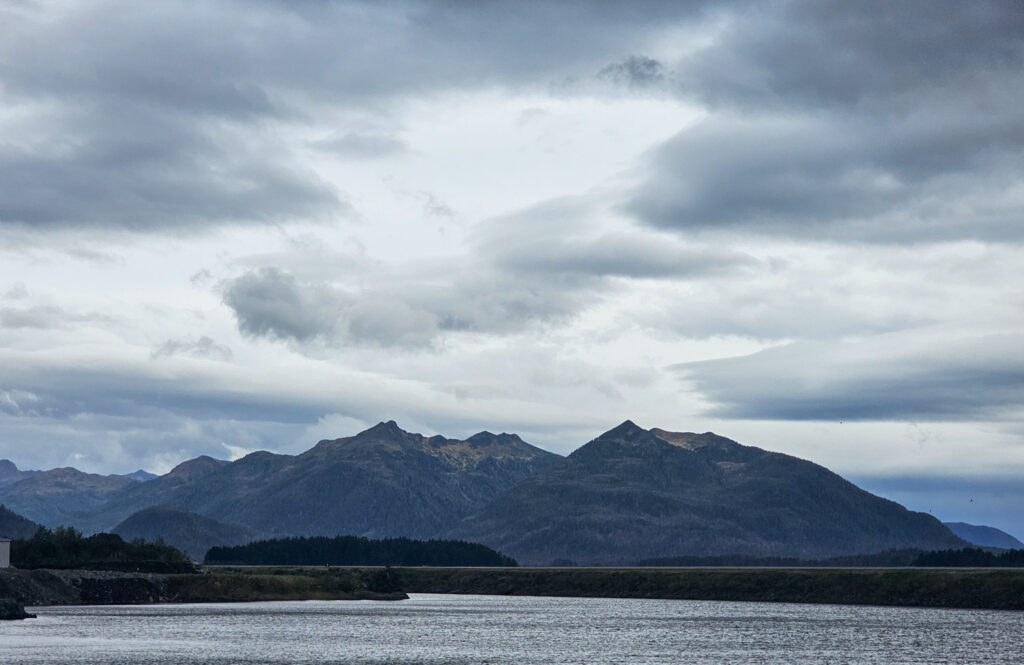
[0, 539, 9, 568]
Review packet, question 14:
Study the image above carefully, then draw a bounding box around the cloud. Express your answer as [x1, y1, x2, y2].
[628, 112, 1024, 243]
[492, 231, 753, 279]
[4, 283, 28, 300]
[624, 0, 1024, 243]
[597, 56, 666, 89]
[0, 0, 705, 234]
[313, 132, 408, 159]
[0, 109, 344, 229]
[675, 332, 1024, 421]
[220, 264, 573, 349]
[151, 336, 233, 361]
[0, 305, 112, 330]
[221, 202, 753, 349]
[0, 356, 327, 425]
[683, 1, 1024, 112]
[0, 389, 41, 417]
[222, 267, 344, 343]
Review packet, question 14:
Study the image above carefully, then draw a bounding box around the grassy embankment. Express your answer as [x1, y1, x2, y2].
[381, 566, 1024, 610]
[168, 567, 405, 603]
[11, 566, 1023, 609]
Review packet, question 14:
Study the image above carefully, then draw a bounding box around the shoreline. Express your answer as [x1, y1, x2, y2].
[4, 566, 1024, 611]
[390, 566, 1024, 611]
[0, 568, 406, 608]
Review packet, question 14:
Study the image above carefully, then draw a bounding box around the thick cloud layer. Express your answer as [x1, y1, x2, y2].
[676, 333, 1024, 421]
[627, 0, 1024, 243]
[0, 0, 700, 231]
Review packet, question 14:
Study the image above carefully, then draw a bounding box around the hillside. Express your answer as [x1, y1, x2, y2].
[82, 456, 231, 532]
[0, 504, 39, 539]
[112, 506, 266, 560]
[205, 534, 517, 567]
[450, 421, 966, 565]
[84, 421, 560, 538]
[0, 467, 140, 527]
[944, 522, 1024, 549]
[0, 460, 35, 489]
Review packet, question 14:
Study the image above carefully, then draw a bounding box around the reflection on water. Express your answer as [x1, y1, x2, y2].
[2, 594, 1022, 664]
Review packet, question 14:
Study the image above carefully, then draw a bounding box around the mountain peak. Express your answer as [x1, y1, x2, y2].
[121, 469, 158, 482]
[360, 420, 409, 437]
[567, 420, 668, 462]
[166, 455, 229, 480]
[466, 431, 525, 447]
[600, 419, 648, 440]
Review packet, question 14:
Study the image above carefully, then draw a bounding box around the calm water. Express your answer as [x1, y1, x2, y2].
[2, 594, 1022, 664]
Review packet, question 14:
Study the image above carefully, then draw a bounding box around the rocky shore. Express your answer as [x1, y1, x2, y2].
[0, 567, 405, 608]
[0, 569, 172, 606]
[8, 565, 1021, 612]
[0, 597, 35, 620]
[391, 566, 1024, 611]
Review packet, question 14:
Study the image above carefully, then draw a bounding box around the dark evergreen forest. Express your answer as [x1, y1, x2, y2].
[913, 547, 1024, 567]
[206, 535, 517, 567]
[12, 526, 190, 570]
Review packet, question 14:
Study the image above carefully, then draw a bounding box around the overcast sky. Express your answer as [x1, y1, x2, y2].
[2, 0, 1023, 536]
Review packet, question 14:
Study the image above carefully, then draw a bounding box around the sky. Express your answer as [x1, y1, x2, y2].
[1, 0, 1023, 537]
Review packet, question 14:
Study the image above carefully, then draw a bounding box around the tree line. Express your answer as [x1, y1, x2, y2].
[11, 526, 191, 571]
[912, 547, 1024, 567]
[637, 547, 1024, 568]
[205, 535, 518, 567]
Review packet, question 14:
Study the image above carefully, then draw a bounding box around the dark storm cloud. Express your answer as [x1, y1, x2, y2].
[675, 334, 1024, 421]
[0, 0, 710, 232]
[627, 0, 1024, 243]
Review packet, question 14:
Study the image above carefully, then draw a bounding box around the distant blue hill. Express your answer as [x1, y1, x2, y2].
[944, 522, 1024, 549]
[121, 469, 158, 482]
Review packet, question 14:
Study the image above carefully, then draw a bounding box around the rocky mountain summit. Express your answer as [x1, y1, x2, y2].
[69, 421, 560, 543]
[450, 421, 965, 564]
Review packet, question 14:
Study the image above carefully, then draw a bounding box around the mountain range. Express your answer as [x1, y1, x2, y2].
[0, 420, 980, 563]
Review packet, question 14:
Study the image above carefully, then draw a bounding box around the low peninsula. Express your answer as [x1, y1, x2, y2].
[5, 565, 1024, 612]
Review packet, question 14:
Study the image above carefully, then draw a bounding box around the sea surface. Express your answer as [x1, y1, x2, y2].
[2, 594, 1022, 664]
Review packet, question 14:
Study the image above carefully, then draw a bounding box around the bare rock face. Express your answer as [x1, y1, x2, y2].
[450, 421, 967, 565]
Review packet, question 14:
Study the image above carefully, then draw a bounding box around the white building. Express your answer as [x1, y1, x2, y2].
[0, 539, 9, 568]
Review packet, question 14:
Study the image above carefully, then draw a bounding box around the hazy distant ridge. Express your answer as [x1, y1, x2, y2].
[944, 522, 1024, 549]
